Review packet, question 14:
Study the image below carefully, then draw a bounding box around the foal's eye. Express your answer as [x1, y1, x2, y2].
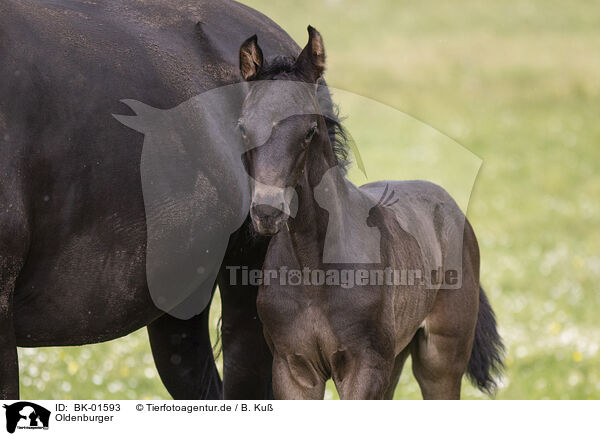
[305, 125, 318, 142]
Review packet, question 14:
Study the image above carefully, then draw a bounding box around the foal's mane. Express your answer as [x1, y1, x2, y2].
[254, 56, 351, 174]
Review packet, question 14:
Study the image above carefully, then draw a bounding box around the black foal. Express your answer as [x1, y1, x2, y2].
[237, 27, 503, 399]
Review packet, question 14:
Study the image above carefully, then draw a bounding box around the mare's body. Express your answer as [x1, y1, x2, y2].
[0, 0, 305, 399]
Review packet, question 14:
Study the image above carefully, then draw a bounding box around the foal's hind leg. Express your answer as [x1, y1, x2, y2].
[410, 287, 478, 400]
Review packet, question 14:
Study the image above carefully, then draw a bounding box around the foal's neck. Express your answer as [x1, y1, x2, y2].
[287, 132, 345, 267]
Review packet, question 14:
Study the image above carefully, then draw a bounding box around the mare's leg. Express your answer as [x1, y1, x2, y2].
[218, 223, 273, 399]
[148, 288, 222, 399]
[411, 287, 478, 400]
[0, 196, 28, 399]
[0, 272, 19, 400]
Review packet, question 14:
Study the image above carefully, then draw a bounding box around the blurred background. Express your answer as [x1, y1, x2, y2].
[18, 0, 600, 399]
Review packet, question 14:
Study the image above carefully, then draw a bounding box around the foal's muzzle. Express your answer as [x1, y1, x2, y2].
[250, 203, 288, 236]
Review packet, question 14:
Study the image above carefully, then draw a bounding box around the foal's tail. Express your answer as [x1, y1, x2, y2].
[466, 286, 505, 395]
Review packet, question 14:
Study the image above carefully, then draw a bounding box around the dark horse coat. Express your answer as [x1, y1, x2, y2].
[0, 0, 304, 399]
[238, 28, 504, 399]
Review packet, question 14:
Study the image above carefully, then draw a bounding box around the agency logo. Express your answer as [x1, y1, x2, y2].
[2, 402, 50, 433]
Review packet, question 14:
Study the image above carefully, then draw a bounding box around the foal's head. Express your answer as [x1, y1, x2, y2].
[238, 26, 340, 235]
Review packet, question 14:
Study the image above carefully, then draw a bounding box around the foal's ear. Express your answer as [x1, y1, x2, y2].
[239, 35, 263, 81]
[295, 25, 326, 83]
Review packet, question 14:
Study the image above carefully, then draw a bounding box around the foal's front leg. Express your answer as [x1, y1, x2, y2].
[335, 367, 392, 400]
[333, 351, 394, 400]
[272, 353, 326, 400]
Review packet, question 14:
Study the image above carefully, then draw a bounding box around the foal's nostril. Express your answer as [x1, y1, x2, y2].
[251, 204, 284, 221]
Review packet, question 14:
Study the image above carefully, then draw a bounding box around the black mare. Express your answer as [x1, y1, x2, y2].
[0, 0, 326, 399]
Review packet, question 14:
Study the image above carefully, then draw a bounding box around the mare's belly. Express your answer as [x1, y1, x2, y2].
[13, 249, 160, 347]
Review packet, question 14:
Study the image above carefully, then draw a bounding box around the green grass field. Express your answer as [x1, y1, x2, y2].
[18, 0, 600, 400]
